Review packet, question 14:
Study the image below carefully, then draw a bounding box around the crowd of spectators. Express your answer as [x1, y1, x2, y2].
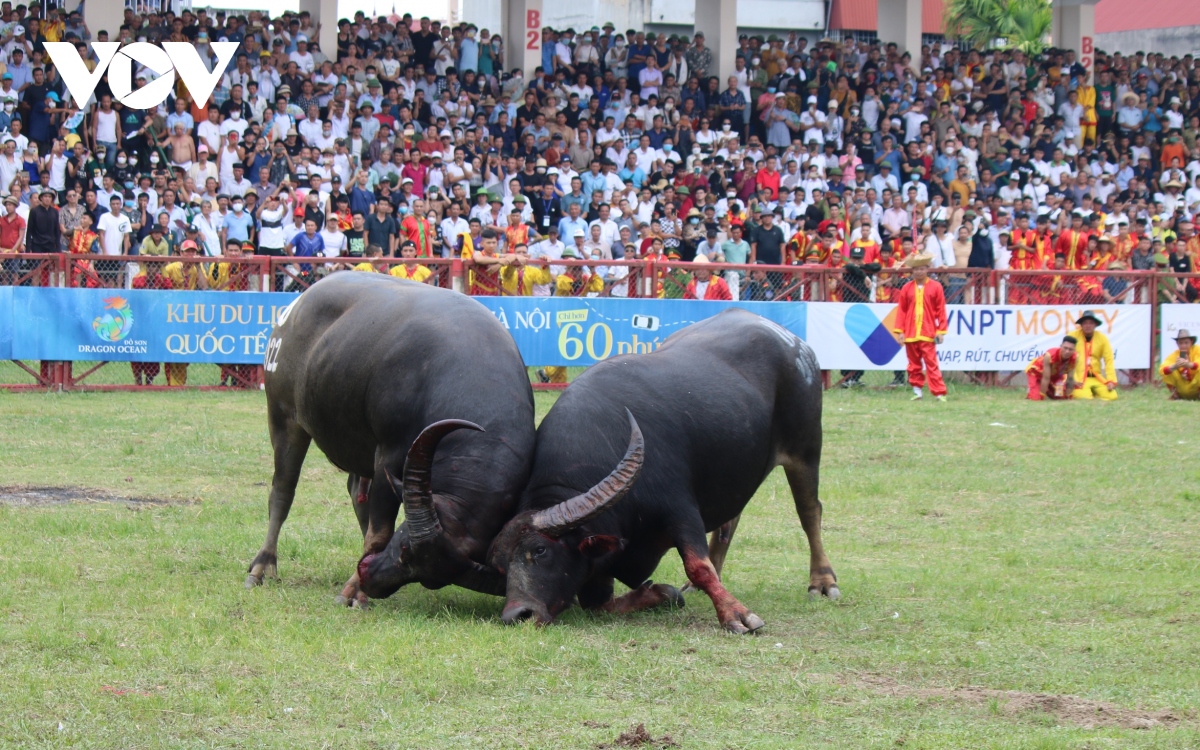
[0, 3, 1199, 306]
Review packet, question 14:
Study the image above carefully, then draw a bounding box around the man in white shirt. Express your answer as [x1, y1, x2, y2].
[439, 202, 471, 258]
[288, 37, 315, 74]
[902, 99, 928, 144]
[98, 195, 132, 261]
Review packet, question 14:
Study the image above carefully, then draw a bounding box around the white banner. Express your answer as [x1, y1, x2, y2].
[1160, 304, 1200, 363]
[807, 303, 1151, 371]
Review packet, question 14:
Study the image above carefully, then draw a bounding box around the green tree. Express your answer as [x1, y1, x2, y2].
[943, 0, 1053, 54]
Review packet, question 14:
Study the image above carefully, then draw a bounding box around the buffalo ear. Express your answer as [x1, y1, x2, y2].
[578, 535, 623, 559]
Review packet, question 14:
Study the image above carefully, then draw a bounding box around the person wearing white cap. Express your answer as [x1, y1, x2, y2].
[800, 95, 826, 145]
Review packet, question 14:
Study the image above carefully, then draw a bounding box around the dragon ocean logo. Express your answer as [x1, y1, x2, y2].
[844, 304, 902, 365]
[93, 296, 134, 342]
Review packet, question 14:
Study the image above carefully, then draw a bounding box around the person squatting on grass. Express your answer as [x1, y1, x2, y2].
[1025, 335, 1078, 400]
[1070, 310, 1118, 400]
[1161, 329, 1200, 400]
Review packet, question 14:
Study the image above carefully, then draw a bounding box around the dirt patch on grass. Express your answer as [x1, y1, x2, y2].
[856, 674, 1183, 729]
[597, 723, 678, 748]
[0, 485, 194, 507]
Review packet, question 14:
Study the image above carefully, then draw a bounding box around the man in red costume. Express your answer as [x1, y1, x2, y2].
[892, 253, 949, 402]
[1025, 335, 1078, 400]
[683, 255, 733, 299]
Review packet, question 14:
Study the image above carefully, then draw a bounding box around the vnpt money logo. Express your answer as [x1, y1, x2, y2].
[93, 296, 134, 342]
[844, 304, 901, 365]
[46, 41, 238, 109]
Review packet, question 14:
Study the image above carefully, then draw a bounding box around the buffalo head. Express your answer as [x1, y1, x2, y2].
[489, 411, 644, 625]
[357, 419, 506, 598]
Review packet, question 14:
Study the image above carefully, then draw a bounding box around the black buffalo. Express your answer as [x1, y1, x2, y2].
[246, 273, 535, 604]
[487, 309, 838, 633]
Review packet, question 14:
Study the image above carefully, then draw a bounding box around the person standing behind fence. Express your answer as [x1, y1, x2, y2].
[1070, 310, 1118, 401]
[892, 253, 948, 402]
[1161, 329, 1200, 401]
[97, 195, 131, 287]
[161, 240, 211, 387]
[26, 190, 58, 283]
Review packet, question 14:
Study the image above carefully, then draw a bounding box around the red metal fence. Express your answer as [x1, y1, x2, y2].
[0, 252, 1188, 391]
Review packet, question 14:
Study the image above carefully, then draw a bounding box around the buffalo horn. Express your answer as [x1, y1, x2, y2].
[401, 419, 484, 546]
[531, 409, 644, 537]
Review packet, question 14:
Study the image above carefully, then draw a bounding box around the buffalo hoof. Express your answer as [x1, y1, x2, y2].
[244, 574, 261, 589]
[808, 583, 841, 600]
[658, 584, 685, 609]
[723, 611, 765, 634]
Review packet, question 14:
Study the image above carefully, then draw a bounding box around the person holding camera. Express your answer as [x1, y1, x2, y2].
[1161, 330, 1200, 401]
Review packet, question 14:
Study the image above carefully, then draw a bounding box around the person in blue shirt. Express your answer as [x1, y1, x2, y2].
[557, 201, 589, 242]
[580, 160, 607, 200]
[287, 217, 324, 277]
[223, 198, 255, 245]
[617, 153, 645, 189]
[349, 170, 376, 215]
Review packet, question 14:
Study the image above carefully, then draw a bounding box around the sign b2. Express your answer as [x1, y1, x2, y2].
[46, 42, 239, 109]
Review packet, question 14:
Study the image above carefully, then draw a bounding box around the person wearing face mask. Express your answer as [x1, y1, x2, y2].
[719, 76, 747, 137]
[604, 35, 628, 81]
[223, 196, 255, 247]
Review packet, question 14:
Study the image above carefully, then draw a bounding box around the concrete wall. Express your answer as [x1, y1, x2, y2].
[1095, 27, 1200, 56]
[462, 0, 823, 37]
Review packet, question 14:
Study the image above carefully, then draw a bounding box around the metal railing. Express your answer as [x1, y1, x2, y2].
[0, 253, 1188, 391]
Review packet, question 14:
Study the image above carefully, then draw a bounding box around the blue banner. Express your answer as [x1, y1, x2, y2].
[0, 286, 11, 359]
[10, 288, 299, 363]
[3, 289, 806, 366]
[473, 297, 807, 366]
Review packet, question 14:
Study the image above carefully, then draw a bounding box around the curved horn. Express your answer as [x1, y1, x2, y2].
[531, 409, 644, 537]
[400, 419, 484, 546]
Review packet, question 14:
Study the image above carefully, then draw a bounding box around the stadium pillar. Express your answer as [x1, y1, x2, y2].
[876, 0, 922, 56]
[694, 0, 737, 80]
[501, 0, 544, 78]
[298, 0, 340, 65]
[1052, 0, 1099, 70]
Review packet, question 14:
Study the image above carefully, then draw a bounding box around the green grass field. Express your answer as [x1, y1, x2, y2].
[1, 386, 1197, 748]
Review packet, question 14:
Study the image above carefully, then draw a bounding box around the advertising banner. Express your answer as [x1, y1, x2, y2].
[4, 289, 808, 367]
[10, 288, 299, 363]
[0, 286, 11, 360]
[472, 297, 807, 366]
[1160, 304, 1200, 363]
[806, 303, 1151, 371]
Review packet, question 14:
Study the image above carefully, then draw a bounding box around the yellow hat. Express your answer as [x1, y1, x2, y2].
[903, 253, 933, 268]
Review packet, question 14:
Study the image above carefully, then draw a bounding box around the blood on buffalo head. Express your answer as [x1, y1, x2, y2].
[490, 411, 644, 626]
[357, 419, 505, 599]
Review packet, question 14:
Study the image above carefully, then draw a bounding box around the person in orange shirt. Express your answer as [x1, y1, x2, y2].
[892, 254, 948, 401]
[463, 226, 511, 295]
[683, 255, 733, 299]
[1009, 213, 1043, 270]
[848, 221, 880, 264]
[504, 208, 532, 252]
[1025, 336, 1078, 400]
[785, 226, 811, 265]
[400, 199, 435, 257]
[1112, 220, 1136, 261]
[1054, 212, 1090, 269]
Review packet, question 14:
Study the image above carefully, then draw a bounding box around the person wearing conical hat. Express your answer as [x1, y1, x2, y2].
[891, 253, 949, 402]
[1161, 329, 1200, 400]
[683, 255, 732, 300]
[1070, 310, 1118, 400]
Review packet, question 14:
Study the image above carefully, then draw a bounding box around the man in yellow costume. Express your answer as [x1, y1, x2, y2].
[1076, 70, 1098, 146]
[1071, 310, 1117, 400]
[1161, 329, 1200, 400]
[161, 240, 211, 386]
